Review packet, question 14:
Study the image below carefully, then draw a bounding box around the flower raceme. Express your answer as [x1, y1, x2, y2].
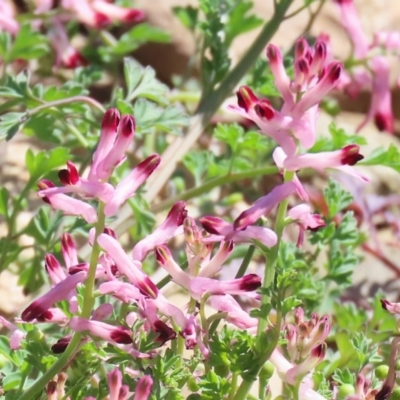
[333, 0, 397, 133]
[38, 109, 160, 221]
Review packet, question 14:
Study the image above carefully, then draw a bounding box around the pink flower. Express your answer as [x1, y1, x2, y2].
[96, 114, 136, 180]
[357, 57, 394, 133]
[333, 0, 369, 58]
[132, 201, 187, 261]
[134, 376, 153, 400]
[62, 0, 111, 28]
[0, 317, 25, 350]
[199, 216, 277, 248]
[229, 86, 298, 156]
[209, 295, 258, 329]
[38, 180, 98, 223]
[138, 300, 176, 345]
[190, 274, 261, 296]
[288, 204, 325, 247]
[98, 233, 159, 299]
[91, 1, 144, 24]
[61, 233, 78, 269]
[45, 253, 67, 285]
[282, 145, 368, 182]
[99, 281, 142, 303]
[48, 22, 88, 69]
[89, 108, 121, 181]
[104, 154, 161, 217]
[69, 317, 133, 345]
[197, 241, 233, 278]
[0, 0, 19, 34]
[233, 182, 297, 230]
[270, 349, 327, 400]
[107, 369, 122, 400]
[39, 161, 114, 202]
[21, 271, 86, 321]
[286, 343, 327, 385]
[381, 299, 400, 314]
[154, 245, 191, 290]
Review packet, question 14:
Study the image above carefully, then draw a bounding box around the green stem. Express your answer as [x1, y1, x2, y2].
[64, 122, 89, 148]
[228, 372, 239, 400]
[24, 96, 105, 118]
[81, 202, 106, 318]
[235, 245, 256, 278]
[17, 204, 107, 400]
[151, 166, 278, 213]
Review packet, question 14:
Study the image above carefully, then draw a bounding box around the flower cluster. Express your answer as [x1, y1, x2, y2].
[0, 0, 144, 68]
[0, 36, 369, 399]
[333, 0, 400, 133]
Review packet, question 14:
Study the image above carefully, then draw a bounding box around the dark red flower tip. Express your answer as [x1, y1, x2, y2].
[58, 162, 79, 185]
[297, 58, 309, 74]
[167, 201, 188, 226]
[153, 320, 176, 344]
[46, 381, 57, 395]
[102, 108, 121, 133]
[266, 44, 279, 62]
[64, 52, 89, 69]
[119, 115, 136, 137]
[69, 263, 89, 274]
[326, 62, 342, 83]
[333, 0, 352, 3]
[239, 274, 262, 291]
[103, 227, 117, 239]
[199, 216, 223, 235]
[38, 179, 55, 190]
[295, 38, 308, 59]
[45, 254, 61, 272]
[21, 301, 46, 322]
[94, 12, 112, 28]
[311, 343, 326, 358]
[314, 40, 327, 61]
[236, 86, 258, 112]
[374, 112, 394, 133]
[254, 100, 274, 120]
[380, 299, 390, 310]
[36, 310, 54, 322]
[110, 328, 133, 344]
[340, 144, 364, 165]
[138, 277, 159, 299]
[51, 336, 72, 354]
[154, 245, 170, 265]
[137, 154, 161, 174]
[122, 9, 145, 23]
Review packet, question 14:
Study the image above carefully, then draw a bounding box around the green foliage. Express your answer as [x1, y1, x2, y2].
[361, 143, 400, 173]
[323, 178, 353, 219]
[198, 0, 262, 94]
[311, 122, 367, 153]
[0, 24, 49, 63]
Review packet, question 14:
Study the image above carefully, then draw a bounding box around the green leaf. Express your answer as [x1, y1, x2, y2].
[0, 70, 31, 99]
[25, 147, 69, 180]
[311, 122, 367, 153]
[0, 187, 10, 218]
[224, 1, 263, 46]
[127, 98, 188, 135]
[360, 143, 400, 173]
[7, 24, 49, 62]
[173, 6, 199, 31]
[0, 30, 11, 59]
[323, 178, 353, 218]
[0, 111, 25, 140]
[123, 58, 169, 104]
